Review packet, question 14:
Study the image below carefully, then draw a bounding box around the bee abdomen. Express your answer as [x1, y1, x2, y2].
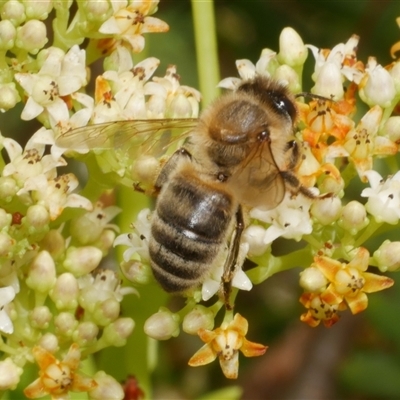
[149, 175, 234, 293]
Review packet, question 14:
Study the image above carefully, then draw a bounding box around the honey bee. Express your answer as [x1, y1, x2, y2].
[56, 75, 311, 307]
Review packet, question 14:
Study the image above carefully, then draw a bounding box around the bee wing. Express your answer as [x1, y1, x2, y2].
[229, 140, 285, 210]
[55, 118, 198, 158]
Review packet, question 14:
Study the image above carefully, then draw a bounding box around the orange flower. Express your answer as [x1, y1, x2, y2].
[300, 248, 394, 327]
[188, 313, 267, 379]
[24, 344, 97, 399]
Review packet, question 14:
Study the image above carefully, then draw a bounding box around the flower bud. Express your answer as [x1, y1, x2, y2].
[102, 317, 135, 347]
[300, 267, 328, 292]
[338, 200, 369, 234]
[1, 1, 26, 26]
[0, 83, 20, 111]
[373, 240, 400, 272]
[0, 358, 23, 390]
[311, 196, 342, 225]
[23, 0, 53, 20]
[0, 231, 15, 257]
[37, 332, 58, 353]
[70, 213, 103, 245]
[92, 298, 120, 326]
[182, 306, 214, 335]
[167, 93, 193, 118]
[50, 273, 79, 310]
[40, 229, 65, 260]
[29, 306, 52, 329]
[25, 204, 50, 231]
[26, 250, 56, 293]
[382, 116, 400, 144]
[54, 312, 78, 338]
[0, 177, 18, 202]
[63, 246, 103, 276]
[311, 62, 344, 100]
[120, 259, 151, 284]
[73, 321, 99, 346]
[15, 19, 47, 54]
[144, 308, 180, 340]
[277, 27, 308, 67]
[359, 58, 396, 107]
[273, 65, 301, 93]
[83, 0, 110, 22]
[89, 371, 125, 400]
[0, 209, 11, 229]
[0, 20, 16, 49]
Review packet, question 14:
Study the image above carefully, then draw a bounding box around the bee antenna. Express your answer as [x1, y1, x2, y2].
[295, 92, 336, 102]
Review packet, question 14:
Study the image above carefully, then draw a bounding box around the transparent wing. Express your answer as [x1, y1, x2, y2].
[55, 118, 198, 158]
[229, 139, 285, 210]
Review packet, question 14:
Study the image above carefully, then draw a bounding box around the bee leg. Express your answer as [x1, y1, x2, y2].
[221, 205, 245, 310]
[134, 148, 192, 196]
[155, 148, 192, 189]
[284, 140, 300, 170]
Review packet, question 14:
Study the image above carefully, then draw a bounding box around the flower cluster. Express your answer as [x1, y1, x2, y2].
[1, 0, 400, 395]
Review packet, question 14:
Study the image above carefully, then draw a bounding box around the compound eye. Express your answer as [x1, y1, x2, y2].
[274, 96, 297, 121]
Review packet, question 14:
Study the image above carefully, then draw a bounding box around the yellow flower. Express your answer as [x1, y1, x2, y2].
[188, 313, 267, 379]
[300, 248, 394, 327]
[24, 343, 97, 399]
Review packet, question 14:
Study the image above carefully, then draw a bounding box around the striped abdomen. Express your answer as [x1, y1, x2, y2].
[149, 172, 235, 293]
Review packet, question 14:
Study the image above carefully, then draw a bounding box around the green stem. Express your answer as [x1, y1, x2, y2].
[191, 0, 220, 107]
[354, 217, 383, 248]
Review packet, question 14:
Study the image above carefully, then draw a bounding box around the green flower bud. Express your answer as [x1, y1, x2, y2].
[0, 20, 16, 50]
[37, 332, 58, 353]
[73, 321, 99, 346]
[1, 1, 26, 27]
[50, 273, 79, 310]
[15, 19, 47, 54]
[338, 200, 369, 234]
[300, 267, 328, 292]
[373, 240, 400, 272]
[0, 83, 20, 111]
[29, 306, 52, 329]
[26, 250, 56, 293]
[102, 317, 135, 347]
[92, 298, 120, 326]
[0, 177, 18, 202]
[25, 204, 50, 231]
[0, 232, 15, 257]
[182, 306, 214, 335]
[89, 371, 125, 400]
[54, 312, 78, 338]
[144, 308, 180, 340]
[22, 0, 53, 20]
[277, 27, 308, 67]
[0, 358, 23, 390]
[63, 246, 103, 277]
[40, 229, 65, 260]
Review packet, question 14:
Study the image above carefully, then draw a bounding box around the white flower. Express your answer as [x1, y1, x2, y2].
[361, 170, 400, 224]
[148, 65, 201, 118]
[307, 35, 363, 84]
[26, 173, 93, 220]
[251, 191, 315, 244]
[218, 49, 278, 90]
[78, 269, 136, 312]
[102, 52, 160, 120]
[359, 57, 397, 107]
[99, 0, 169, 53]
[114, 208, 152, 261]
[0, 286, 15, 334]
[15, 45, 87, 121]
[202, 243, 252, 302]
